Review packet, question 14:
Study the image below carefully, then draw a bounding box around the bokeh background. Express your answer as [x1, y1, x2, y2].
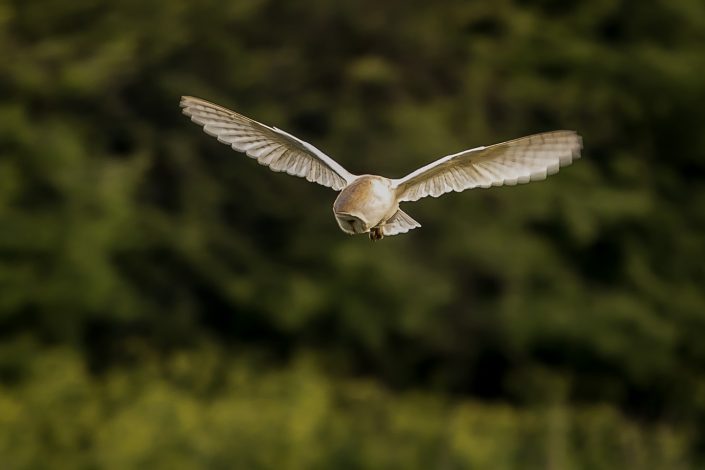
[1, 0, 705, 468]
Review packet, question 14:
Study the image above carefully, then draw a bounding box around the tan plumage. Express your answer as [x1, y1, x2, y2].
[181, 96, 582, 240]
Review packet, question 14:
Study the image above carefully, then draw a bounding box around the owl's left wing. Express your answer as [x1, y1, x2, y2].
[393, 131, 582, 202]
[181, 96, 355, 190]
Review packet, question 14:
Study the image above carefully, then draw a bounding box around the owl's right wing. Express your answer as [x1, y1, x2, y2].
[393, 131, 582, 202]
[181, 96, 355, 190]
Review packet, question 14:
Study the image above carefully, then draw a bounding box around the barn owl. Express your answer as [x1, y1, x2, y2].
[181, 96, 581, 240]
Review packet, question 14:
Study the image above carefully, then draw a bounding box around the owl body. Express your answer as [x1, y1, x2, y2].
[333, 176, 397, 235]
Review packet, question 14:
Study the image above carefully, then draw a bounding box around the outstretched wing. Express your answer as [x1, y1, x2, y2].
[393, 131, 582, 202]
[180, 96, 355, 190]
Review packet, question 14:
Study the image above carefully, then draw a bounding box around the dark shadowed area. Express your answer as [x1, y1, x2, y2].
[1, 0, 705, 468]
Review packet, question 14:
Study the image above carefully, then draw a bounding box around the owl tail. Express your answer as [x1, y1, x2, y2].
[382, 209, 421, 236]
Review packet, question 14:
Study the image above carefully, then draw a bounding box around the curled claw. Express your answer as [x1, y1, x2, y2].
[369, 227, 384, 241]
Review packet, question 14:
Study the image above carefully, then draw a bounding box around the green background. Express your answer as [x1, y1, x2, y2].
[1, 0, 705, 468]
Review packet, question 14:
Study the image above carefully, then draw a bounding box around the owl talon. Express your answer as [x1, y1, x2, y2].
[369, 227, 384, 241]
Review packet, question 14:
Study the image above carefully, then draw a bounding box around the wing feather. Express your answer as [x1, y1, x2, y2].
[393, 131, 582, 202]
[180, 96, 355, 190]
[382, 209, 422, 236]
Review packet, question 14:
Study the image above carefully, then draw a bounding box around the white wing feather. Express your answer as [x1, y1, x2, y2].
[393, 131, 582, 202]
[382, 209, 422, 236]
[180, 96, 355, 190]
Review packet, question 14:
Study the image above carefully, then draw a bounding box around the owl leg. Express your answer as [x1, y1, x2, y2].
[369, 227, 384, 241]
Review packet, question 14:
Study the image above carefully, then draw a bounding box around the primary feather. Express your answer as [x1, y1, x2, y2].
[393, 131, 582, 202]
[180, 96, 355, 190]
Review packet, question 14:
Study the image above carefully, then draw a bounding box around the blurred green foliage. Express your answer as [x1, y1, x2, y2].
[1, 0, 705, 467]
[0, 345, 693, 469]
